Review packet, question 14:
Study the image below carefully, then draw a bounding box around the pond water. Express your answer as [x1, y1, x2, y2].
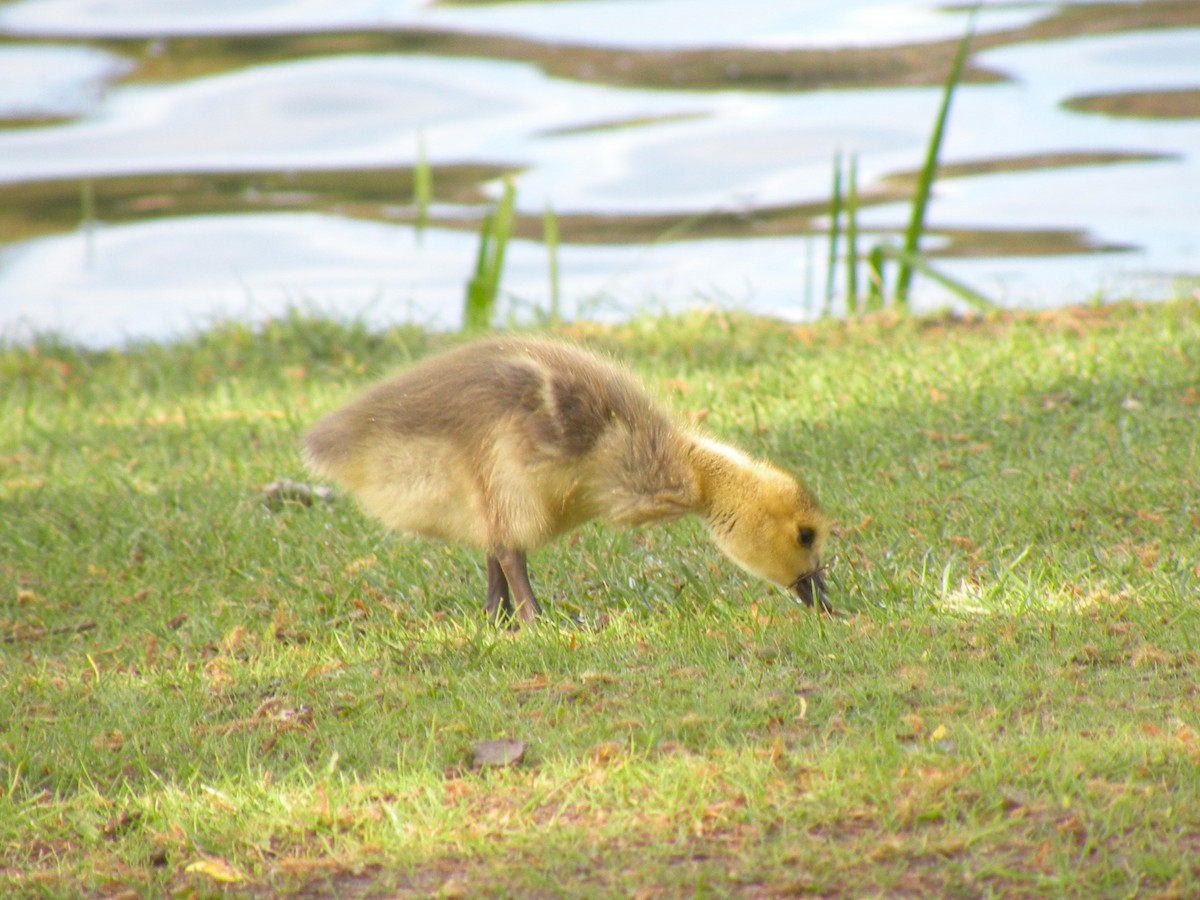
[0, 0, 1197, 346]
[0, 0, 1044, 46]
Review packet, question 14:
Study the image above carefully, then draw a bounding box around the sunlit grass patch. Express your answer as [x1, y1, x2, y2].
[2, 299, 1198, 895]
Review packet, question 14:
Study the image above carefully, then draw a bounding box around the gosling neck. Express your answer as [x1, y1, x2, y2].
[685, 433, 762, 526]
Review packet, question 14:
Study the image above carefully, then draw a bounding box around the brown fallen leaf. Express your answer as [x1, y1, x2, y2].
[472, 739, 527, 769]
[511, 674, 551, 693]
[185, 857, 245, 883]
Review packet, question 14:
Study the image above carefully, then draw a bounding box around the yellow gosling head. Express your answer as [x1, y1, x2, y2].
[692, 436, 830, 609]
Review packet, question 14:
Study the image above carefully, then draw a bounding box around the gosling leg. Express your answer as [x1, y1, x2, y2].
[484, 555, 511, 620]
[494, 548, 540, 625]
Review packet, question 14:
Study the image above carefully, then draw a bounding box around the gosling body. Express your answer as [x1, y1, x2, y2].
[303, 337, 828, 622]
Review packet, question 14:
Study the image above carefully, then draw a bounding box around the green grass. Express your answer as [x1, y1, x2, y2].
[2, 300, 1199, 896]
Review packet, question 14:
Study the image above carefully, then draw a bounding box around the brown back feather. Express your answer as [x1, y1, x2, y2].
[304, 337, 675, 475]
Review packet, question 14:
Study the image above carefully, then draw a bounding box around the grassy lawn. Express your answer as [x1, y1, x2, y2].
[2, 300, 1198, 896]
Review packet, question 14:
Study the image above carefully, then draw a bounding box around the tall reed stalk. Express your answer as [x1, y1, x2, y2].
[824, 150, 844, 315]
[823, 2, 991, 316]
[80, 178, 96, 264]
[463, 177, 516, 330]
[844, 153, 859, 315]
[878, 245, 993, 310]
[894, 3, 979, 306]
[413, 133, 432, 246]
[866, 245, 886, 312]
[543, 203, 561, 324]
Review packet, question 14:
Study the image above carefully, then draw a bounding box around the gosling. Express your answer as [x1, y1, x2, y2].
[302, 336, 829, 624]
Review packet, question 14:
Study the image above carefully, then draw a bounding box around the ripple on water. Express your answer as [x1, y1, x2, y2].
[0, 3, 1197, 344]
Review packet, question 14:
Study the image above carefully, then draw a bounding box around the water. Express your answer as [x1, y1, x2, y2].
[0, 0, 1045, 45]
[0, 0, 1196, 346]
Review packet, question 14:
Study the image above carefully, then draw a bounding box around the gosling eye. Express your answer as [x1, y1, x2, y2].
[797, 527, 816, 549]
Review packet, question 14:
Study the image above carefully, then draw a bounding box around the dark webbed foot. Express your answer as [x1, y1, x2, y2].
[485, 549, 540, 625]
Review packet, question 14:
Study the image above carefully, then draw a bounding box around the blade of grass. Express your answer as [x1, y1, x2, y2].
[877, 244, 994, 310]
[413, 132, 432, 246]
[544, 202, 561, 325]
[894, 2, 980, 306]
[462, 177, 516, 331]
[485, 177, 516, 306]
[845, 153, 859, 316]
[866, 245, 886, 312]
[464, 211, 495, 331]
[824, 150, 843, 316]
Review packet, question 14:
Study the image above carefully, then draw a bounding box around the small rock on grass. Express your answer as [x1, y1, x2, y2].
[471, 739, 527, 769]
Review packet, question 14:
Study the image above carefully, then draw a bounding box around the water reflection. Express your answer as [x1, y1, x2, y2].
[0, 43, 130, 118]
[0, 56, 534, 178]
[0, 213, 832, 346]
[0, 1, 1196, 345]
[0, 0, 1045, 46]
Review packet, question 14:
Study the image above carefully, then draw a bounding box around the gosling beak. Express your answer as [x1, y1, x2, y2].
[793, 567, 831, 613]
